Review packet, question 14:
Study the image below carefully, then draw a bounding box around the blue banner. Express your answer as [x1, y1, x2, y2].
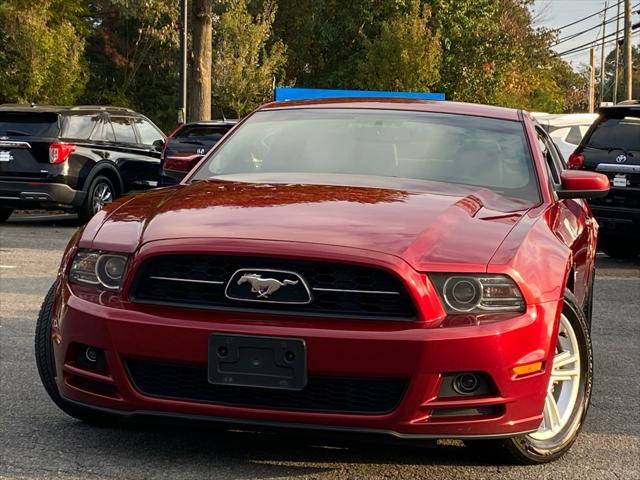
[274, 87, 445, 102]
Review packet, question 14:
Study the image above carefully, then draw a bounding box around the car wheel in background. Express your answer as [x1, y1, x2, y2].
[600, 236, 640, 259]
[465, 290, 592, 464]
[0, 207, 13, 222]
[34, 283, 117, 426]
[77, 175, 115, 223]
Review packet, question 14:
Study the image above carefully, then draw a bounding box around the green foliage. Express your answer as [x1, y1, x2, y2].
[79, 0, 179, 130]
[0, 0, 596, 125]
[355, 0, 441, 91]
[212, 0, 287, 117]
[602, 46, 640, 102]
[0, 0, 87, 104]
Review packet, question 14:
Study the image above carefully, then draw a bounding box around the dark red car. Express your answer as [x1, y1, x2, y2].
[35, 99, 609, 464]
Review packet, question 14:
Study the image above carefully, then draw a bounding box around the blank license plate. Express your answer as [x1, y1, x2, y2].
[208, 333, 307, 390]
[613, 175, 627, 187]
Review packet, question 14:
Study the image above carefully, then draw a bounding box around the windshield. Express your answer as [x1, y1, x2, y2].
[191, 108, 539, 202]
[586, 115, 640, 151]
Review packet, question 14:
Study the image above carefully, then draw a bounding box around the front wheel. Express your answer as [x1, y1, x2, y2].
[466, 290, 593, 464]
[35, 283, 117, 426]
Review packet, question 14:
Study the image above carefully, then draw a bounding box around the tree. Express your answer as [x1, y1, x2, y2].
[80, 0, 179, 129]
[273, 0, 403, 88]
[0, 0, 87, 104]
[189, 0, 214, 121]
[212, 0, 287, 117]
[602, 46, 640, 103]
[355, 0, 441, 91]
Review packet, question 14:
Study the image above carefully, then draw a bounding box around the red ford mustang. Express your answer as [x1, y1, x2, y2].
[35, 99, 610, 464]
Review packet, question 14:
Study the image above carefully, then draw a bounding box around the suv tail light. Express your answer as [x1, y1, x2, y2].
[161, 124, 183, 160]
[567, 152, 584, 169]
[49, 143, 76, 164]
[164, 154, 201, 172]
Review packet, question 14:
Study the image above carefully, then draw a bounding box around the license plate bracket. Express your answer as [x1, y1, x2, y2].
[208, 333, 307, 390]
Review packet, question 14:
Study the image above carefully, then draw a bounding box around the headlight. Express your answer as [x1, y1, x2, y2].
[430, 274, 525, 314]
[69, 250, 129, 290]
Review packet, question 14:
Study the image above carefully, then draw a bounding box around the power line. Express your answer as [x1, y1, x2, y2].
[549, 0, 623, 32]
[559, 32, 624, 57]
[553, 11, 624, 46]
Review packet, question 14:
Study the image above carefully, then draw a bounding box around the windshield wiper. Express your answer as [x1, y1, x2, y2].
[3, 129, 32, 136]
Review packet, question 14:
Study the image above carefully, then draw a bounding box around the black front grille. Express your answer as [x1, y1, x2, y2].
[126, 359, 408, 415]
[130, 255, 416, 320]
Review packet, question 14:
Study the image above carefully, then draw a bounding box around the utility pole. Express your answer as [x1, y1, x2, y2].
[178, 0, 188, 124]
[624, 0, 633, 100]
[589, 48, 596, 112]
[613, 0, 621, 103]
[599, 1, 608, 106]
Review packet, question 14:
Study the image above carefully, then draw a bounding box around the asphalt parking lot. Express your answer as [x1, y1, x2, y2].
[1, 213, 639, 480]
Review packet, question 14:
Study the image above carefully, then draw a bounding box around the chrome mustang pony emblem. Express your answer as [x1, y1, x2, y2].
[225, 269, 312, 304]
[237, 273, 299, 298]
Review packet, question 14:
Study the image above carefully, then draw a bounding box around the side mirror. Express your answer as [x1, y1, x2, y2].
[557, 170, 609, 199]
[152, 139, 165, 152]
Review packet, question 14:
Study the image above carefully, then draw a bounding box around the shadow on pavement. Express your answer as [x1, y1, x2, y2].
[4, 212, 83, 228]
[25, 417, 508, 477]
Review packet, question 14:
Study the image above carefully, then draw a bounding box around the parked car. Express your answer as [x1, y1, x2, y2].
[159, 120, 236, 185]
[0, 105, 165, 222]
[35, 98, 609, 464]
[531, 113, 598, 160]
[568, 102, 640, 258]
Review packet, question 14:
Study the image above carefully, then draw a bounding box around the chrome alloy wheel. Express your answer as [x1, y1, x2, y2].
[92, 182, 113, 213]
[529, 313, 581, 441]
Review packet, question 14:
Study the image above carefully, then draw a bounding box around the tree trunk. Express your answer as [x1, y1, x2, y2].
[188, 0, 213, 121]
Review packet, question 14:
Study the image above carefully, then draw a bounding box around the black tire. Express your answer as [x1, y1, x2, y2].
[0, 207, 13, 222]
[76, 175, 116, 224]
[35, 283, 117, 426]
[465, 289, 593, 464]
[600, 237, 640, 259]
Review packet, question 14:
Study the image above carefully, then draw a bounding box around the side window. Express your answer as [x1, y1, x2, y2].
[537, 129, 561, 186]
[565, 125, 583, 145]
[110, 117, 138, 144]
[62, 115, 98, 139]
[90, 117, 115, 142]
[134, 118, 164, 146]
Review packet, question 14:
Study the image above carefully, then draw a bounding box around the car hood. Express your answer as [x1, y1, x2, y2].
[84, 174, 535, 270]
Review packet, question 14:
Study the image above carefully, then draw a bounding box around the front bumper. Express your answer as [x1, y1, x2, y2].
[0, 179, 84, 209]
[51, 279, 561, 439]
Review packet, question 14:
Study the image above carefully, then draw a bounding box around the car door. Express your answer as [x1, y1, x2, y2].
[537, 127, 596, 306]
[108, 115, 162, 190]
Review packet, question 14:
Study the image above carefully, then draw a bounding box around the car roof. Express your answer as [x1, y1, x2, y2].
[531, 113, 598, 127]
[259, 98, 522, 121]
[597, 103, 640, 118]
[0, 104, 137, 115]
[182, 120, 238, 127]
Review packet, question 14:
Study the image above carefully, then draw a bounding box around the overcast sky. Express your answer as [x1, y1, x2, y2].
[531, 0, 639, 71]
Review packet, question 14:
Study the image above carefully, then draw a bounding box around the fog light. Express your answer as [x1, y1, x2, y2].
[85, 347, 98, 363]
[453, 373, 480, 394]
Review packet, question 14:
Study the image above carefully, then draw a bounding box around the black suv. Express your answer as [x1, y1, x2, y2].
[159, 120, 236, 185]
[568, 102, 640, 258]
[0, 105, 165, 222]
